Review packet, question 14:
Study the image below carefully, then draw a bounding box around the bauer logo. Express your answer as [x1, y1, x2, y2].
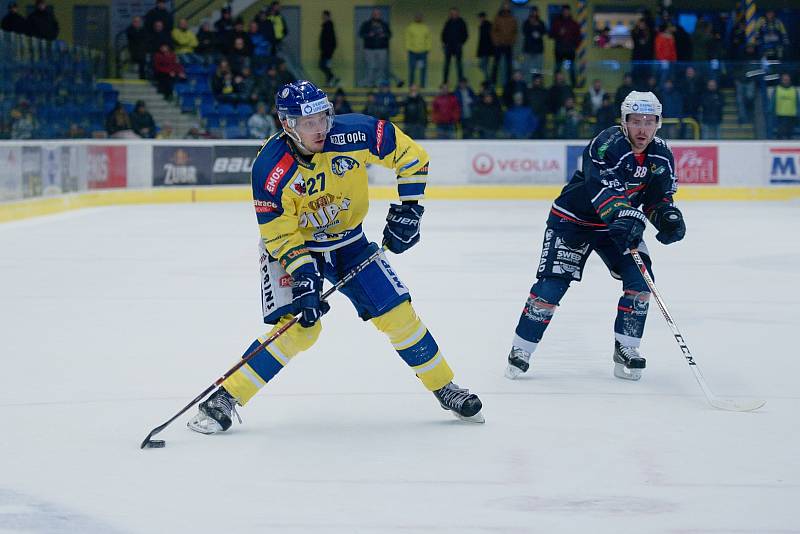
[672, 146, 717, 184]
[212, 145, 257, 184]
[767, 147, 800, 184]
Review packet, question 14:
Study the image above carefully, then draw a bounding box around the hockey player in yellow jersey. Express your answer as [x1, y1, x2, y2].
[188, 80, 484, 434]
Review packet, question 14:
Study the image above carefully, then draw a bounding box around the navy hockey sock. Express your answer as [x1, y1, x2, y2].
[514, 277, 570, 348]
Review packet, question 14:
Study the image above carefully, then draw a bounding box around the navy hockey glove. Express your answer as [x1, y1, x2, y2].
[291, 264, 330, 328]
[382, 203, 425, 254]
[650, 205, 686, 245]
[608, 208, 647, 253]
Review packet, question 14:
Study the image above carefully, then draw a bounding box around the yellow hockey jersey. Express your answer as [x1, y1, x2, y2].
[250, 113, 429, 275]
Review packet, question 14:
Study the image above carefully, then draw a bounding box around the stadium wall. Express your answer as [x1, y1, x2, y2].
[1, 138, 799, 223]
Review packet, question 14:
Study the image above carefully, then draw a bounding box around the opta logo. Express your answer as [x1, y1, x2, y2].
[472, 153, 494, 175]
[329, 131, 368, 145]
[264, 152, 294, 194]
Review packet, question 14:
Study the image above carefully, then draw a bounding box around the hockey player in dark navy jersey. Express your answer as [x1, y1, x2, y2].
[505, 91, 686, 381]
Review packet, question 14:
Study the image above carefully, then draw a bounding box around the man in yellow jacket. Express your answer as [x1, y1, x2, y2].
[773, 73, 799, 140]
[171, 18, 198, 62]
[405, 13, 431, 88]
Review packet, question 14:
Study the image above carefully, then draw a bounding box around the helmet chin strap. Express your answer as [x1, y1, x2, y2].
[283, 124, 314, 154]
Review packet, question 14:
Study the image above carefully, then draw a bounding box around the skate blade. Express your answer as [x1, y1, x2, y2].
[187, 413, 223, 435]
[453, 410, 485, 424]
[613, 362, 642, 381]
[504, 364, 525, 380]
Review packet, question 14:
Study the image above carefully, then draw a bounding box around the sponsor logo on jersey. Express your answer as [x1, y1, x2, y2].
[329, 131, 368, 145]
[279, 274, 293, 288]
[264, 152, 295, 194]
[331, 155, 360, 176]
[254, 199, 279, 213]
[290, 174, 306, 195]
[375, 120, 385, 153]
[214, 156, 254, 173]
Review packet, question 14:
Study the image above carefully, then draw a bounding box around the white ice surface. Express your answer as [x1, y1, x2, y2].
[0, 200, 798, 534]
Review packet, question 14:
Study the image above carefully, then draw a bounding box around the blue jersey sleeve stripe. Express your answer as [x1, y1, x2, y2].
[399, 158, 420, 172]
[398, 182, 426, 197]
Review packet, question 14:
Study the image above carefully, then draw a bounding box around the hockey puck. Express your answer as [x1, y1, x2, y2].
[145, 440, 166, 449]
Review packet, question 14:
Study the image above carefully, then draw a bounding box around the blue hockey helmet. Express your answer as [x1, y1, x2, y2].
[275, 80, 334, 149]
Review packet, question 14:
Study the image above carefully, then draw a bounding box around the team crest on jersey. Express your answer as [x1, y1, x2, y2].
[331, 156, 360, 176]
[290, 174, 306, 195]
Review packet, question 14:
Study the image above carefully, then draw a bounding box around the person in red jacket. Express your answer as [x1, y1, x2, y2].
[153, 44, 186, 100]
[654, 24, 677, 84]
[431, 83, 460, 139]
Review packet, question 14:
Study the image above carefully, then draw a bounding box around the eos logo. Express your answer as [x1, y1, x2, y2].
[472, 153, 494, 175]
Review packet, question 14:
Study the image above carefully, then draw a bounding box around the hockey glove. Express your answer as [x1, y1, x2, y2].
[608, 208, 647, 253]
[382, 203, 425, 254]
[291, 264, 330, 328]
[650, 205, 686, 245]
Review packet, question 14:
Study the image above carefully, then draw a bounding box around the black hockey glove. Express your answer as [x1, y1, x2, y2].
[291, 264, 330, 328]
[608, 208, 647, 253]
[382, 203, 425, 254]
[650, 205, 686, 245]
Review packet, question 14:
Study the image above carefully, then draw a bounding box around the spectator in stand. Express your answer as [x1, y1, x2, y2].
[644, 75, 661, 102]
[153, 44, 186, 101]
[225, 18, 251, 56]
[405, 13, 431, 88]
[319, 11, 338, 85]
[593, 93, 616, 135]
[359, 8, 391, 87]
[595, 26, 610, 48]
[148, 20, 173, 57]
[144, 0, 172, 34]
[275, 60, 293, 85]
[186, 123, 216, 139]
[255, 9, 275, 55]
[631, 18, 653, 88]
[374, 81, 398, 120]
[227, 37, 252, 75]
[734, 43, 759, 124]
[503, 69, 528, 108]
[582, 78, 606, 117]
[214, 7, 234, 49]
[126, 16, 148, 80]
[235, 66, 257, 105]
[454, 77, 476, 138]
[699, 78, 724, 139]
[196, 21, 217, 64]
[267, 1, 288, 55]
[403, 84, 428, 139]
[472, 91, 502, 138]
[67, 123, 87, 139]
[247, 101, 277, 139]
[659, 78, 683, 139]
[756, 9, 790, 61]
[555, 96, 581, 139]
[491, 2, 517, 86]
[614, 73, 635, 110]
[333, 88, 353, 115]
[172, 18, 199, 64]
[679, 65, 703, 136]
[441, 8, 468, 86]
[522, 6, 547, 80]
[527, 74, 548, 138]
[476, 12, 494, 83]
[691, 18, 712, 67]
[249, 21, 271, 73]
[212, 59, 233, 97]
[155, 123, 174, 139]
[2, 2, 29, 35]
[504, 92, 538, 139]
[773, 73, 799, 140]
[546, 71, 574, 115]
[27, 0, 58, 41]
[432, 83, 460, 139]
[654, 24, 677, 84]
[254, 64, 279, 109]
[362, 91, 381, 118]
[130, 100, 156, 138]
[105, 103, 136, 139]
[549, 4, 581, 87]
[10, 99, 34, 139]
[673, 18, 692, 62]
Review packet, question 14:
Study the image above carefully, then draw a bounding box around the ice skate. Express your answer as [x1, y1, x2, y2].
[505, 346, 532, 379]
[433, 382, 484, 423]
[613, 340, 646, 381]
[187, 387, 241, 434]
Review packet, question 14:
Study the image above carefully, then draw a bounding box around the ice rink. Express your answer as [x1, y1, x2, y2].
[1, 199, 798, 533]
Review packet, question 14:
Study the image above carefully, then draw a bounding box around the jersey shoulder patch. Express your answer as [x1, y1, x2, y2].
[252, 135, 299, 197]
[324, 114, 374, 151]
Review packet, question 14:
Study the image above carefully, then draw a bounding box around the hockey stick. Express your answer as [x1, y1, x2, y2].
[140, 246, 387, 448]
[630, 249, 765, 412]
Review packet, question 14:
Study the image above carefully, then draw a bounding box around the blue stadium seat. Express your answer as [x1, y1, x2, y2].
[217, 103, 235, 116]
[180, 95, 197, 113]
[237, 104, 254, 118]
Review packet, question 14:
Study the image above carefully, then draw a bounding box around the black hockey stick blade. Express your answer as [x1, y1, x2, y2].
[140, 424, 168, 449]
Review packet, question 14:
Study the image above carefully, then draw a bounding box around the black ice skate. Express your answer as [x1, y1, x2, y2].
[613, 340, 646, 381]
[433, 382, 485, 423]
[505, 346, 532, 379]
[187, 387, 241, 434]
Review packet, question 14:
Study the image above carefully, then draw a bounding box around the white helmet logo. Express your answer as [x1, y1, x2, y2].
[281, 88, 290, 98]
[631, 103, 639, 111]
